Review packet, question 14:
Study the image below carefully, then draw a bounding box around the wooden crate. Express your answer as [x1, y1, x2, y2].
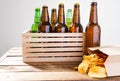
[22, 31, 85, 62]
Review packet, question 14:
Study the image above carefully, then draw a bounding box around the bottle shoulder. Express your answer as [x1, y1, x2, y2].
[69, 23, 83, 33]
[38, 22, 52, 33]
[87, 22, 100, 26]
[86, 23, 101, 32]
[86, 23, 100, 28]
[55, 23, 67, 28]
[54, 23, 68, 33]
[38, 22, 52, 29]
[70, 23, 83, 28]
[39, 22, 51, 26]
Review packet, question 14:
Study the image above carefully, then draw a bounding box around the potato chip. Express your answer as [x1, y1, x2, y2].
[88, 65, 107, 78]
[78, 50, 108, 78]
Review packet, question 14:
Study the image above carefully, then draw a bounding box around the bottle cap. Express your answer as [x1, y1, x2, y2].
[43, 5, 48, 8]
[91, 2, 97, 6]
[67, 9, 72, 12]
[52, 8, 56, 12]
[74, 3, 80, 7]
[59, 3, 64, 8]
[35, 8, 40, 12]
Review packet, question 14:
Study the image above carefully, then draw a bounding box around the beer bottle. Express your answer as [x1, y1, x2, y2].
[66, 9, 72, 30]
[38, 6, 52, 33]
[51, 8, 57, 32]
[85, 2, 101, 48]
[54, 3, 68, 33]
[69, 3, 83, 33]
[31, 8, 41, 33]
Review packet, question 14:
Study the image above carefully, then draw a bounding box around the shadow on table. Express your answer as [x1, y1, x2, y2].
[25, 61, 80, 72]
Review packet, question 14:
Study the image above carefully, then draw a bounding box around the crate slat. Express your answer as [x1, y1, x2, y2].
[23, 52, 83, 57]
[22, 31, 85, 62]
[23, 57, 82, 62]
[22, 38, 84, 43]
[23, 47, 84, 53]
[23, 42, 84, 47]
[22, 32, 85, 37]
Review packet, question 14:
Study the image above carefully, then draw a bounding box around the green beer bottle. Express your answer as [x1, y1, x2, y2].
[66, 9, 72, 31]
[31, 8, 41, 33]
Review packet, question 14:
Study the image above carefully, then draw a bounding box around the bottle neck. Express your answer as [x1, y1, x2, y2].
[34, 11, 40, 23]
[51, 9, 57, 23]
[89, 3, 98, 24]
[58, 7, 65, 24]
[41, 7, 49, 23]
[73, 7, 80, 24]
[66, 9, 72, 19]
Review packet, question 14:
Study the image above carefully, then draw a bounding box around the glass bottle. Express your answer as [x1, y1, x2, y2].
[66, 9, 72, 30]
[69, 3, 83, 33]
[54, 3, 68, 33]
[31, 8, 41, 33]
[38, 6, 52, 33]
[85, 2, 101, 48]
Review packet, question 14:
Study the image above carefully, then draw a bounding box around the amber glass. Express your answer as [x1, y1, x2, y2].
[54, 4, 68, 33]
[69, 3, 83, 33]
[38, 6, 52, 33]
[51, 8, 57, 32]
[85, 2, 101, 48]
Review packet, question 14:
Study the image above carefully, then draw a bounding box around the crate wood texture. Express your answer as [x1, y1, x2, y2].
[22, 31, 85, 62]
[0, 47, 120, 81]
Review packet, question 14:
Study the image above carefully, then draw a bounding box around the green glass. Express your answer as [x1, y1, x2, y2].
[31, 23, 39, 33]
[31, 8, 41, 33]
[34, 8, 41, 23]
[66, 9, 72, 30]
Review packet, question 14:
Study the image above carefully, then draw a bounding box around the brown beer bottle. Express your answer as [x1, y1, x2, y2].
[38, 6, 52, 33]
[54, 3, 68, 33]
[51, 8, 57, 32]
[85, 2, 101, 48]
[69, 3, 83, 33]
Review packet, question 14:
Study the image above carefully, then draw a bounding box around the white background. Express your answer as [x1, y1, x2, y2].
[0, 0, 120, 56]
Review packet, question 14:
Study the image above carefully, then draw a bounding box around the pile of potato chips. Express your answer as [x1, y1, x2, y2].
[78, 50, 108, 78]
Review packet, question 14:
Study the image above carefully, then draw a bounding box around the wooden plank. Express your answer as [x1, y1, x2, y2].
[0, 57, 26, 65]
[22, 32, 85, 37]
[23, 42, 84, 47]
[0, 47, 18, 63]
[24, 47, 84, 52]
[0, 72, 120, 81]
[3, 57, 22, 61]
[0, 60, 31, 65]
[0, 72, 93, 81]
[0, 60, 79, 66]
[0, 62, 78, 72]
[23, 57, 82, 62]
[0, 65, 74, 72]
[24, 52, 83, 57]
[0, 56, 80, 65]
[5, 47, 22, 56]
[23, 37, 84, 42]
[7, 51, 22, 56]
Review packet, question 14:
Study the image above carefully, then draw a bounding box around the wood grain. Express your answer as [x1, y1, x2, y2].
[0, 47, 120, 81]
[22, 31, 85, 62]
